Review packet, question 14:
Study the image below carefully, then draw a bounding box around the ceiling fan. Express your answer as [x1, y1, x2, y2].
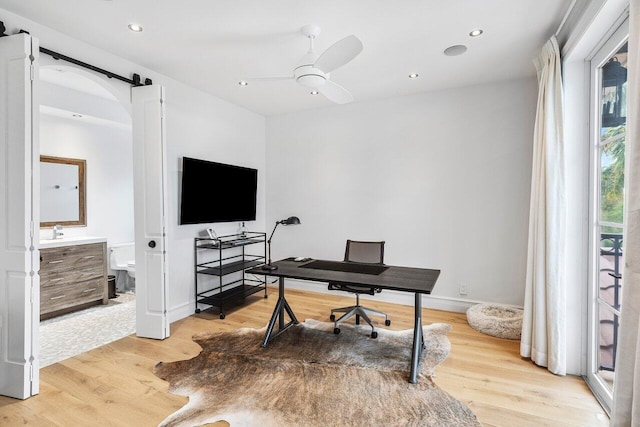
[246, 24, 363, 104]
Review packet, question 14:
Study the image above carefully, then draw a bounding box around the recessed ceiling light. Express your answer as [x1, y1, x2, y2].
[310, 90, 319, 95]
[128, 23, 143, 32]
[408, 73, 419, 79]
[72, 114, 83, 118]
[469, 29, 484, 37]
[238, 81, 248, 86]
[443, 45, 468, 56]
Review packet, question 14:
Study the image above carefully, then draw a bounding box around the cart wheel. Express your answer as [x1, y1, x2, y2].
[371, 331, 378, 339]
[385, 319, 391, 326]
[334, 327, 341, 335]
[330, 314, 336, 321]
[220, 313, 226, 320]
[195, 308, 201, 314]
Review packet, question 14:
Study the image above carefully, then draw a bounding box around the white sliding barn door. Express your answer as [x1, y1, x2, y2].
[0, 34, 40, 399]
[132, 85, 169, 339]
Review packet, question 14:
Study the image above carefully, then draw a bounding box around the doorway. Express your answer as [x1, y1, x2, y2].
[37, 64, 136, 367]
[586, 17, 628, 414]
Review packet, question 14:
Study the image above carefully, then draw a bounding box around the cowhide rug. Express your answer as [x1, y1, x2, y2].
[154, 319, 481, 427]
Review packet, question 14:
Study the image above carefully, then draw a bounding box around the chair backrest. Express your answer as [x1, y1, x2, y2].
[344, 240, 385, 264]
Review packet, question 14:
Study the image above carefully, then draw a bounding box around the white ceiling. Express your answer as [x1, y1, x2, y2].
[1, 0, 573, 116]
[40, 67, 118, 101]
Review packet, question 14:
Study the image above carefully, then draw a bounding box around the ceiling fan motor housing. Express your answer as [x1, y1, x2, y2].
[294, 65, 327, 88]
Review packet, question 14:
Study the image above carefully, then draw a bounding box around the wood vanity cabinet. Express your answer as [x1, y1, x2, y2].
[40, 242, 108, 320]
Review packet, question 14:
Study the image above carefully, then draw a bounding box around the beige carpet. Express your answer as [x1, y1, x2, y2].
[155, 319, 481, 427]
[39, 292, 136, 367]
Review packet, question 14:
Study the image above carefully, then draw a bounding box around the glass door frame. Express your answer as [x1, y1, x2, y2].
[586, 16, 628, 414]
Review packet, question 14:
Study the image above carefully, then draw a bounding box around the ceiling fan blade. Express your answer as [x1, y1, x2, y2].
[314, 35, 363, 73]
[318, 80, 354, 104]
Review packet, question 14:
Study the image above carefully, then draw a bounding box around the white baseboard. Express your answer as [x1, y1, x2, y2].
[169, 279, 521, 325]
[284, 279, 489, 313]
[169, 300, 195, 324]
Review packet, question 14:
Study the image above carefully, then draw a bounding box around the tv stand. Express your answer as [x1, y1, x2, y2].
[194, 231, 270, 319]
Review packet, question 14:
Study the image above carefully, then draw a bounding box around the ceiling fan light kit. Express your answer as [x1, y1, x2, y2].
[294, 67, 327, 88]
[246, 24, 363, 105]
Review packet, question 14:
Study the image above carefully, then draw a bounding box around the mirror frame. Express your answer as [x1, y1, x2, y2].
[40, 155, 86, 227]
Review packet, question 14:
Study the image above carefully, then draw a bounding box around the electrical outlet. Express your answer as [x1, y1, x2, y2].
[458, 283, 468, 296]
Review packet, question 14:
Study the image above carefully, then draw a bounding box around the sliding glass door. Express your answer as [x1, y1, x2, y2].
[586, 18, 628, 413]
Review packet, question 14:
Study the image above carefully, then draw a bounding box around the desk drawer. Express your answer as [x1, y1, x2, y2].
[41, 277, 105, 314]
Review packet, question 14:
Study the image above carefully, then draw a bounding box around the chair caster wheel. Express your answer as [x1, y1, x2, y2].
[334, 327, 341, 334]
[371, 331, 378, 339]
[195, 308, 201, 314]
[264, 294, 268, 298]
[385, 319, 391, 326]
[330, 314, 336, 321]
[220, 314, 226, 319]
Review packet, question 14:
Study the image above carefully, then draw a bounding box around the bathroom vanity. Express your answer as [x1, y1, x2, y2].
[39, 237, 108, 320]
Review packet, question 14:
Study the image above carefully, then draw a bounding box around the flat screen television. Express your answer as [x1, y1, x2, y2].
[180, 157, 257, 224]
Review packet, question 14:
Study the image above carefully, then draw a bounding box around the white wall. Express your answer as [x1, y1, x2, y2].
[39, 113, 134, 245]
[167, 84, 267, 320]
[1, 9, 267, 323]
[266, 78, 537, 309]
[38, 76, 135, 250]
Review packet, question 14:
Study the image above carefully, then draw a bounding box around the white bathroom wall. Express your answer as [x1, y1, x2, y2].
[266, 77, 537, 310]
[39, 113, 134, 245]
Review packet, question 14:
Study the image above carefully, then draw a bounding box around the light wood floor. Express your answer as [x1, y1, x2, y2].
[0, 287, 609, 426]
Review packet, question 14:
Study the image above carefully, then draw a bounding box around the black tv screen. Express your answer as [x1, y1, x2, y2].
[180, 157, 257, 224]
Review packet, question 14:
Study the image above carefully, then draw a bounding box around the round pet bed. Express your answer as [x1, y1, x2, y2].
[466, 303, 523, 340]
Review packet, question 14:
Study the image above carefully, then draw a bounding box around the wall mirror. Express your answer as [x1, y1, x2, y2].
[40, 155, 86, 227]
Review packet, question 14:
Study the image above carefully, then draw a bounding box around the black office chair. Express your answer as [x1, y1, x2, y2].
[328, 240, 391, 338]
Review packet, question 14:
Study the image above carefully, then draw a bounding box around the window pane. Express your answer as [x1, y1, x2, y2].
[599, 228, 624, 310]
[600, 42, 628, 129]
[597, 226, 622, 393]
[598, 303, 617, 391]
[599, 132, 626, 224]
[599, 42, 627, 225]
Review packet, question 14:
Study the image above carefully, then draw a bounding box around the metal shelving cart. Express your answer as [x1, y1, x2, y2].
[194, 231, 268, 319]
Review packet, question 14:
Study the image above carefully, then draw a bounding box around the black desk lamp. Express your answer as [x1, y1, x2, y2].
[262, 216, 301, 271]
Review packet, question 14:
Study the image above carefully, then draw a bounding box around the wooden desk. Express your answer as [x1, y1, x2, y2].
[246, 258, 440, 383]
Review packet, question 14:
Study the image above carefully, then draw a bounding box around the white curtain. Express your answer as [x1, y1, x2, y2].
[611, 0, 640, 424]
[520, 35, 566, 376]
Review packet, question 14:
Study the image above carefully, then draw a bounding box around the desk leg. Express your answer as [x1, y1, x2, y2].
[409, 292, 424, 384]
[261, 277, 299, 347]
